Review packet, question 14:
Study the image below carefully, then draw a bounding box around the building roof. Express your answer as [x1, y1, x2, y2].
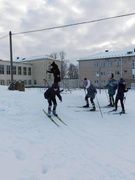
[78, 49, 135, 61]
[14, 55, 58, 62]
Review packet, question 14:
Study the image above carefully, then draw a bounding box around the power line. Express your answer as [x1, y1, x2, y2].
[0, 34, 9, 40]
[12, 12, 135, 36]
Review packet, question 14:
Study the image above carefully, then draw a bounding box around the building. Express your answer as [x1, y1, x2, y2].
[0, 56, 61, 87]
[78, 49, 135, 88]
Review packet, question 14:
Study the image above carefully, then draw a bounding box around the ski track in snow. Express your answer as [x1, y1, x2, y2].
[0, 87, 135, 179]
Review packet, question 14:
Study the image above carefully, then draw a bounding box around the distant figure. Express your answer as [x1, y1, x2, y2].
[44, 83, 62, 117]
[83, 80, 97, 111]
[105, 73, 117, 107]
[113, 78, 128, 114]
[47, 62, 61, 84]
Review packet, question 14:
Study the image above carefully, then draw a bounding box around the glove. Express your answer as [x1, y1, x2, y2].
[59, 97, 62, 102]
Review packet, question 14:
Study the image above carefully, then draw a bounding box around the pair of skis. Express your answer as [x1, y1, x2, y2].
[43, 109, 67, 127]
[104, 109, 127, 115]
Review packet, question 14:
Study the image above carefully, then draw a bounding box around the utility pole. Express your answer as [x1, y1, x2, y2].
[9, 31, 13, 84]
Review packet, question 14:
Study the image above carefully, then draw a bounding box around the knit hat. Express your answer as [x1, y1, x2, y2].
[52, 83, 59, 89]
[119, 78, 125, 84]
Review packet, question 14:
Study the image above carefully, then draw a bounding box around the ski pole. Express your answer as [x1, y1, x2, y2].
[61, 79, 72, 93]
[84, 88, 86, 95]
[104, 89, 109, 101]
[96, 95, 103, 118]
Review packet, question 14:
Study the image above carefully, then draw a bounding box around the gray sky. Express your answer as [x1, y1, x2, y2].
[0, 0, 135, 64]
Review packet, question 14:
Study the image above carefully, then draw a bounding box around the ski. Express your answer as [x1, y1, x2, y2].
[43, 109, 59, 127]
[68, 106, 89, 108]
[104, 111, 127, 115]
[75, 110, 99, 112]
[113, 112, 127, 115]
[104, 110, 116, 114]
[54, 115, 68, 126]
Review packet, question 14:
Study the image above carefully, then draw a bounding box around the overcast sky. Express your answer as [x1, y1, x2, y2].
[0, 0, 135, 64]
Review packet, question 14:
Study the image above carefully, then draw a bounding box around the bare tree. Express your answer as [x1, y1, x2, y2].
[68, 63, 78, 79]
[59, 51, 67, 79]
[49, 52, 58, 59]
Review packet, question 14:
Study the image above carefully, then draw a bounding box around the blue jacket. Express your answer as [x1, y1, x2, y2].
[106, 78, 117, 95]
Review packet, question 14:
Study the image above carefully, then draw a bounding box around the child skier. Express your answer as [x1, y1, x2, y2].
[83, 80, 97, 111]
[44, 83, 62, 117]
[105, 73, 117, 107]
[113, 78, 128, 114]
[47, 62, 61, 84]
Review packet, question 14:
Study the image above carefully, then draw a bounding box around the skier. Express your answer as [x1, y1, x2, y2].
[113, 78, 128, 114]
[44, 83, 62, 117]
[105, 73, 117, 107]
[47, 62, 61, 84]
[83, 80, 97, 111]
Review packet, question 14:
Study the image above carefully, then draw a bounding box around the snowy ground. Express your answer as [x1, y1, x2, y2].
[0, 85, 135, 180]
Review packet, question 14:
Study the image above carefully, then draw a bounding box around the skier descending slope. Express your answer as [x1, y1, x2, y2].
[44, 83, 62, 117]
[83, 78, 97, 111]
[113, 78, 128, 114]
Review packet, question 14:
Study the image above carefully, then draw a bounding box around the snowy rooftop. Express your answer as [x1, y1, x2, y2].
[79, 49, 135, 61]
[14, 55, 58, 62]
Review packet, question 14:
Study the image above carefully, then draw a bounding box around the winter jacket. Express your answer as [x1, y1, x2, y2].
[116, 79, 128, 99]
[86, 84, 97, 99]
[44, 87, 62, 101]
[106, 78, 117, 95]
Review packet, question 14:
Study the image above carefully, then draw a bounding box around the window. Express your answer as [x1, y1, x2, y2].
[28, 80, 32, 85]
[0, 80, 4, 85]
[101, 71, 105, 75]
[101, 62, 105, 67]
[23, 67, 27, 75]
[7, 65, 10, 74]
[132, 60, 135, 69]
[24, 80, 27, 85]
[34, 80, 37, 85]
[106, 61, 112, 66]
[13, 66, 16, 75]
[114, 60, 121, 66]
[18, 66, 22, 75]
[115, 70, 120, 75]
[0, 65, 4, 74]
[28, 67, 31, 75]
[95, 80, 98, 85]
[101, 80, 105, 85]
[93, 62, 99, 67]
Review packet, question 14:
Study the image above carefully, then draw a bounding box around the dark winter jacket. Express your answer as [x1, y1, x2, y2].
[44, 87, 62, 101]
[47, 63, 61, 83]
[106, 78, 117, 95]
[86, 84, 97, 99]
[116, 79, 128, 99]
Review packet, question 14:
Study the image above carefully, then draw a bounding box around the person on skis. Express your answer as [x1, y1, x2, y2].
[47, 62, 61, 84]
[83, 79, 97, 111]
[105, 73, 117, 107]
[44, 83, 62, 117]
[113, 78, 128, 114]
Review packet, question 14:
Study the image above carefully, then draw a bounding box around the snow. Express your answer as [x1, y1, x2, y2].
[79, 49, 135, 60]
[0, 85, 135, 180]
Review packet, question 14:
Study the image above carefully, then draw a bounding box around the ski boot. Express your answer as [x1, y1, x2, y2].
[83, 104, 89, 108]
[53, 110, 58, 116]
[48, 106, 51, 117]
[120, 110, 125, 114]
[89, 107, 96, 111]
[107, 103, 113, 107]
